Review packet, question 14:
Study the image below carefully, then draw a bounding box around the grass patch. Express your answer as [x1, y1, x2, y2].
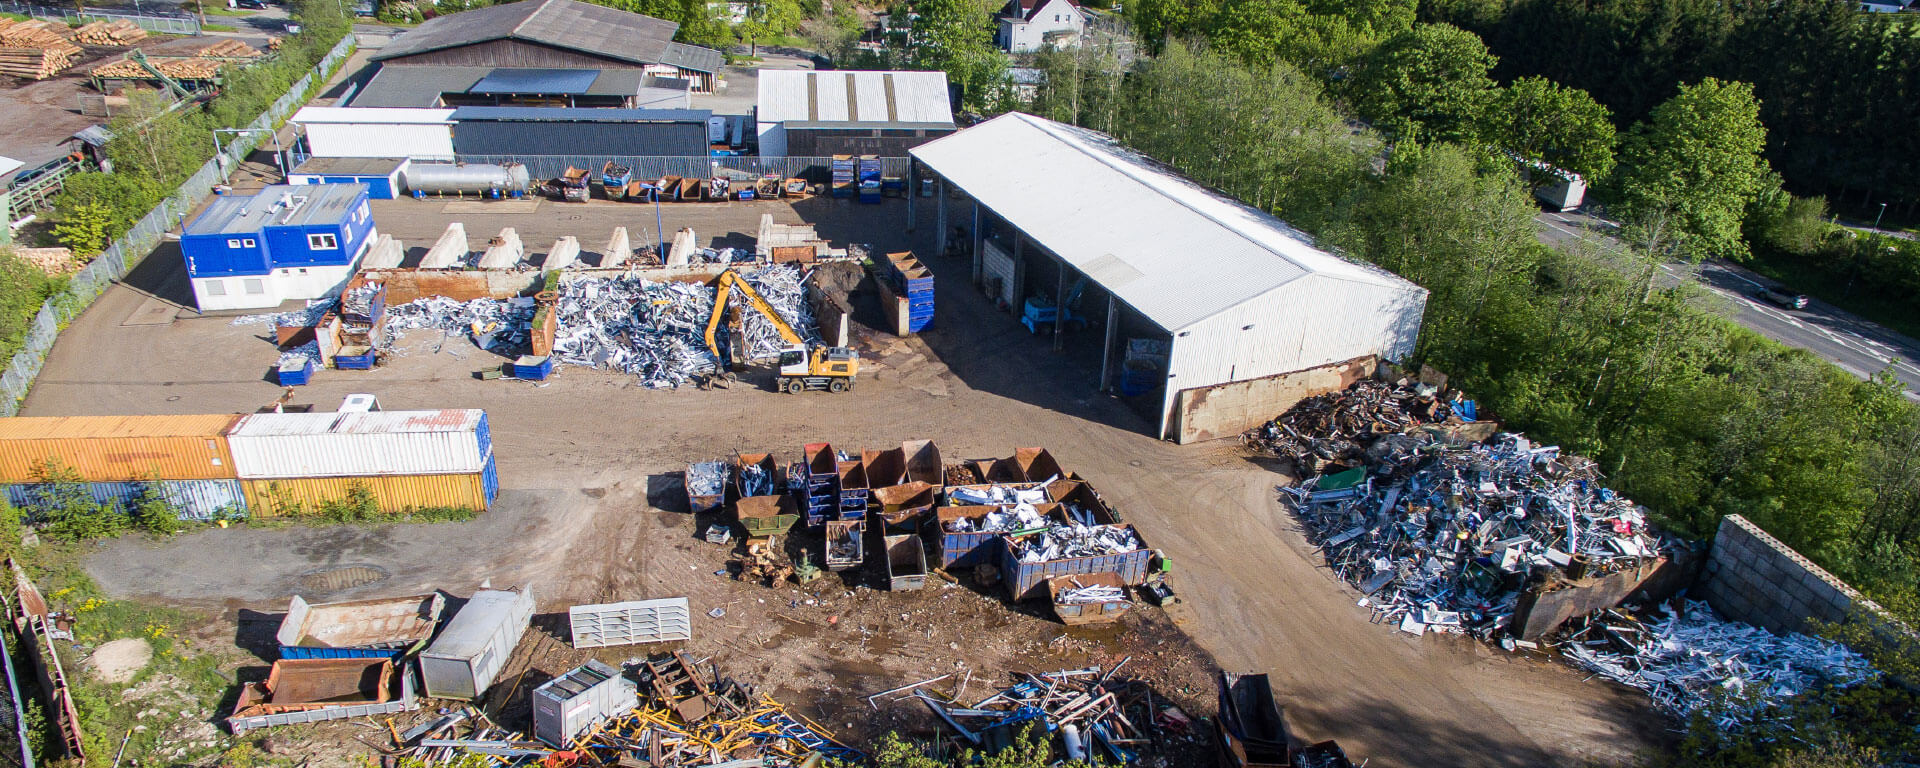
[0, 12, 30, 21]
[21, 541, 236, 763]
[1742, 246, 1920, 342]
[202, 22, 239, 31]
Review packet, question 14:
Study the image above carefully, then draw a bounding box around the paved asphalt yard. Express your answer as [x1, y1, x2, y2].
[29, 196, 1665, 767]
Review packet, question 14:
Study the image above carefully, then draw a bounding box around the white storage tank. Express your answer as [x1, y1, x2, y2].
[419, 583, 534, 700]
[531, 660, 636, 747]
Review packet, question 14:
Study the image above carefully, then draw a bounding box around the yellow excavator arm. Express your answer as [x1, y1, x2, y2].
[704, 270, 804, 359]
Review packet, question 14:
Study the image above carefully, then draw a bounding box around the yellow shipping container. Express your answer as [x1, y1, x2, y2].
[0, 414, 242, 483]
[241, 474, 489, 517]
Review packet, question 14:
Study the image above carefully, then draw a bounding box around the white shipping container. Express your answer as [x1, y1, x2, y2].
[228, 409, 492, 479]
[420, 584, 534, 700]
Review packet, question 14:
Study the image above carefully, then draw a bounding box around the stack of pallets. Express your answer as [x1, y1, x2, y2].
[0, 18, 82, 78]
[69, 20, 148, 45]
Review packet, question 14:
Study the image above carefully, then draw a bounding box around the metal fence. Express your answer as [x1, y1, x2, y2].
[452, 155, 912, 184]
[4, 159, 76, 220]
[0, 35, 354, 416]
[0, 1, 201, 35]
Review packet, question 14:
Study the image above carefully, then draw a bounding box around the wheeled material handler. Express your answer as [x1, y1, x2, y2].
[704, 269, 859, 393]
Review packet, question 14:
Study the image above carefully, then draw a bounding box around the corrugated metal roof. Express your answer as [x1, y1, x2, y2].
[586, 68, 643, 97]
[450, 106, 709, 122]
[294, 106, 457, 124]
[910, 113, 1421, 332]
[292, 157, 408, 176]
[185, 184, 368, 236]
[469, 68, 599, 95]
[757, 71, 954, 126]
[347, 65, 490, 108]
[0, 414, 240, 440]
[227, 409, 485, 436]
[369, 0, 719, 73]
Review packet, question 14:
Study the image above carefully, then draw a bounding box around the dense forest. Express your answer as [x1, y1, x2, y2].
[1424, 0, 1920, 223]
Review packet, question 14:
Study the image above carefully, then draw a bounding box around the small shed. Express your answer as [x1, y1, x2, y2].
[912, 113, 1428, 443]
[288, 157, 411, 199]
[755, 71, 956, 157]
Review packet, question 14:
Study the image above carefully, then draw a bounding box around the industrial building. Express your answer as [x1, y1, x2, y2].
[449, 107, 711, 157]
[181, 184, 376, 312]
[367, 0, 723, 92]
[346, 65, 691, 110]
[288, 157, 412, 199]
[911, 113, 1428, 443]
[755, 71, 955, 157]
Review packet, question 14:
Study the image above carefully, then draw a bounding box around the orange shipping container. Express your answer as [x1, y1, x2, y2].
[0, 414, 241, 483]
[241, 472, 492, 518]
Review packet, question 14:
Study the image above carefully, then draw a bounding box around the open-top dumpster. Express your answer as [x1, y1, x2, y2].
[825, 519, 864, 570]
[1046, 572, 1132, 626]
[737, 494, 800, 538]
[276, 593, 445, 660]
[884, 534, 927, 591]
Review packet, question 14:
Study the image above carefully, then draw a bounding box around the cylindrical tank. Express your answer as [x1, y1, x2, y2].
[403, 163, 530, 195]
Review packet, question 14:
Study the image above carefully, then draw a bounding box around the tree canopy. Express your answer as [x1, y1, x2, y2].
[1348, 23, 1498, 144]
[1609, 78, 1771, 260]
[1484, 75, 1617, 184]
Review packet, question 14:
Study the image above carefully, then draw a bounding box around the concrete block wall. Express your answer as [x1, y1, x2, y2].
[1698, 515, 1863, 635]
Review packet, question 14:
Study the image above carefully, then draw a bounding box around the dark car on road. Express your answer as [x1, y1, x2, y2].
[1756, 286, 1809, 310]
[236, 0, 267, 9]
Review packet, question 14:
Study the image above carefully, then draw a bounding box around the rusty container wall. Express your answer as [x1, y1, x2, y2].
[1046, 572, 1132, 626]
[969, 456, 1025, 484]
[1046, 481, 1120, 525]
[903, 440, 942, 489]
[884, 534, 927, 591]
[732, 451, 781, 499]
[242, 472, 490, 517]
[862, 448, 906, 488]
[261, 658, 394, 708]
[0, 414, 241, 483]
[1013, 447, 1064, 483]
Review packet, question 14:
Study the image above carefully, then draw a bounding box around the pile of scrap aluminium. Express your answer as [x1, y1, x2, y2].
[1242, 378, 1477, 476]
[896, 660, 1176, 765]
[1281, 427, 1674, 640]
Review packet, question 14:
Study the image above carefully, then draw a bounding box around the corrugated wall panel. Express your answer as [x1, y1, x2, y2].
[5, 479, 245, 521]
[241, 473, 489, 517]
[0, 414, 239, 482]
[306, 123, 455, 161]
[1168, 275, 1426, 391]
[228, 411, 489, 479]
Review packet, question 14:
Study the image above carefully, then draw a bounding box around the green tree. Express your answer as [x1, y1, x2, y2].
[51, 173, 167, 244]
[1348, 22, 1497, 144]
[129, 479, 184, 537]
[1609, 78, 1771, 260]
[1484, 75, 1616, 184]
[104, 89, 204, 186]
[25, 460, 126, 542]
[52, 202, 113, 258]
[894, 0, 1006, 110]
[1123, 0, 1223, 52]
[740, 0, 804, 54]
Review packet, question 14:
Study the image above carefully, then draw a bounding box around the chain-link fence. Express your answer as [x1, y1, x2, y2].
[0, 35, 355, 416]
[453, 155, 912, 185]
[0, 0, 201, 35]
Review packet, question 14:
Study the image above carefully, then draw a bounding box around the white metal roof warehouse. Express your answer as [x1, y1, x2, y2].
[911, 113, 1428, 442]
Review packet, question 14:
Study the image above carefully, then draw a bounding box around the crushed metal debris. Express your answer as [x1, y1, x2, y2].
[1559, 601, 1876, 727]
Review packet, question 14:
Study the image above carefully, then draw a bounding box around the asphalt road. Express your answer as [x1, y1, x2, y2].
[1534, 210, 1920, 400]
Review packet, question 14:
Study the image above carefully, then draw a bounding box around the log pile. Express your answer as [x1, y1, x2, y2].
[69, 20, 147, 45]
[0, 18, 70, 47]
[90, 55, 224, 81]
[195, 39, 260, 58]
[0, 45, 80, 79]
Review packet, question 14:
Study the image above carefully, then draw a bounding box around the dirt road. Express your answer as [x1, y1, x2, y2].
[33, 196, 1663, 766]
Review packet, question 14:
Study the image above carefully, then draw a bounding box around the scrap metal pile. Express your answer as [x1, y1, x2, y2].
[686, 461, 728, 500]
[945, 501, 1049, 533]
[1282, 431, 1671, 639]
[1017, 524, 1143, 563]
[392, 656, 857, 766]
[1244, 379, 1471, 475]
[549, 276, 721, 386]
[886, 660, 1180, 764]
[731, 265, 820, 360]
[382, 296, 536, 356]
[1559, 601, 1876, 727]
